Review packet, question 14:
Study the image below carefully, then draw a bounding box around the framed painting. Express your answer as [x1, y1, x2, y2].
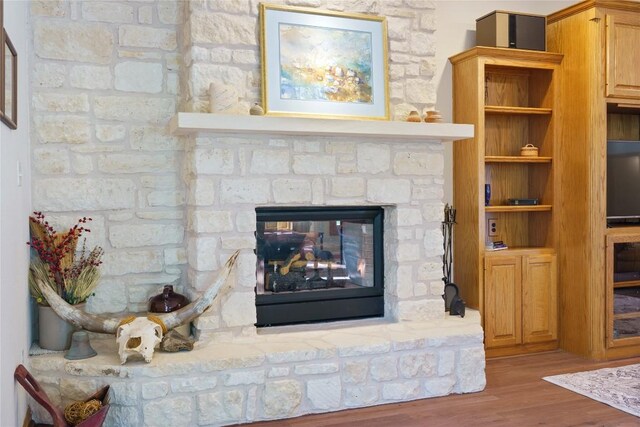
[260, 3, 389, 120]
[0, 28, 16, 129]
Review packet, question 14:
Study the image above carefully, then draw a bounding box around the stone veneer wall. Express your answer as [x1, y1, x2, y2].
[30, 0, 186, 314]
[185, 134, 446, 338]
[30, 0, 440, 318]
[182, 0, 437, 115]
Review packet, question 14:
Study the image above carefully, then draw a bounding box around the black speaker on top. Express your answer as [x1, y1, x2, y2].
[476, 11, 546, 51]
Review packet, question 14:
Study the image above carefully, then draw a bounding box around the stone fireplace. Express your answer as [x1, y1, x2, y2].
[181, 121, 465, 342]
[28, 117, 483, 426]
[27, 1, 483, 426]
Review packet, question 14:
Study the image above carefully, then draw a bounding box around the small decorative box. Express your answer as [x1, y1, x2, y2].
[520, 144, 539, 157]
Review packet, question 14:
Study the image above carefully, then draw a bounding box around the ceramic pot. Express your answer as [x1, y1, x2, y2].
[406, 110, 421, 122]
[249, 103, 265, 116]
[149, 286, 191, 337]
[424, 110, 443, 123]
[38, 305, 75, 351]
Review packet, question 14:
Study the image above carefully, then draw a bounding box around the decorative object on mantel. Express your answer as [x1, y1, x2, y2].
[27, 212, 104, 351]
[424, 110, 443, 123]
[209, 82, 239, 114]
[260, 3, 389, 120]
[249, 102, 265, 115]
[406, 110, 421, 122]
[65, 331, 97, 360]
[36, 251, 239, 363]
[149, 285, 190, 337]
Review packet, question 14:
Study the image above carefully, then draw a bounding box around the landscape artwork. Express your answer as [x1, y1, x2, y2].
[260, 4, 389, 119]
[278, 23, 373, 104]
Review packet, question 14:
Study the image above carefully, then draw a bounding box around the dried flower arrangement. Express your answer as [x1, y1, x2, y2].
[27, 212, 104, 305]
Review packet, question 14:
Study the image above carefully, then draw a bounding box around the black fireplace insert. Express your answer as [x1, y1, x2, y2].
[255, 206, 384, 326]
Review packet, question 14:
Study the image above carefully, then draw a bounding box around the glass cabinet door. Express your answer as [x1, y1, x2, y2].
[607, 234, 640, 347]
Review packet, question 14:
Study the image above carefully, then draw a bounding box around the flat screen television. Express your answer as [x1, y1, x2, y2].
[607, 140, 640, 221]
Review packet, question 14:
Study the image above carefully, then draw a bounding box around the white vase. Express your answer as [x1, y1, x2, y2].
[38, 305, 75, 351]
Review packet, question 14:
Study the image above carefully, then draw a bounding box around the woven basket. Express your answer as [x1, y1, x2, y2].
[64, 399, 102, 426]
[520, 144, 539, 157]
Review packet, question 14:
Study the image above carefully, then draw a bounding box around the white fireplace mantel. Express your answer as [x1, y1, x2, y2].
[169, 112, 474, 141]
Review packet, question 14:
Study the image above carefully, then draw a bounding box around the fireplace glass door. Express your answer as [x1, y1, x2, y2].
[255, 206, 384, 326]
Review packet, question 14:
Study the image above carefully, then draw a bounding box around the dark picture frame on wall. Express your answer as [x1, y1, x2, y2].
[1, 28, 17, 129]
[0, 0, 3, 126]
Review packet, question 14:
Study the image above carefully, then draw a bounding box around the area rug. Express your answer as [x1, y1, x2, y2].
[543, 364, 640, 417]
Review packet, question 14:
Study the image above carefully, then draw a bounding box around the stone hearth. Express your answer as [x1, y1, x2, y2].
[29, 313, 484, 426]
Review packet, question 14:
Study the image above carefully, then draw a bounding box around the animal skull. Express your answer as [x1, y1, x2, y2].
[116, 317, 164, 364]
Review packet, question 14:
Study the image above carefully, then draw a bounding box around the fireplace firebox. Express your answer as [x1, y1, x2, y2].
[255, 206, 384, 326]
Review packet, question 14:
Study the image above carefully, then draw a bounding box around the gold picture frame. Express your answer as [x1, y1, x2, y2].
[259, 3, 389, 121]
[0, 28, 16, 130]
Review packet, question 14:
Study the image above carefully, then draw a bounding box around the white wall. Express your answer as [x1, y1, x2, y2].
[434, 0, 573, 203]
[0, 1, 32, 425]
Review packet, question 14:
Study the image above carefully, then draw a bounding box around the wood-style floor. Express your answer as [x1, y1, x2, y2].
[247, 351, 640, 427]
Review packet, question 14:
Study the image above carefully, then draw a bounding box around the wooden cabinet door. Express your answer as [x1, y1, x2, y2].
[522, 254, 557, 344]
[606, 13, 640, 99]
[484, 255, 522, 348]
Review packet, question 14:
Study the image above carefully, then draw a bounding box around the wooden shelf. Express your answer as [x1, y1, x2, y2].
[169, 113, 474, 141]
[485, 205, 552, 213]
[614, 311, 640, 320]
[485, 106, 553, 115]
[614, 280, 640, 288]
[485, 246, 555, 256]
[485, 156, 552, 163]
[608, 139, 640, 144]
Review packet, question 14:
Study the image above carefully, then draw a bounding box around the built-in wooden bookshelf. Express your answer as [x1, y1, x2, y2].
[450, 47, 562, 357]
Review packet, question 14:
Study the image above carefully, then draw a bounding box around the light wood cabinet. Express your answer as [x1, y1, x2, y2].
[606, 12, 640, 99]
[484, 255, 522, 349]
[547, 0, 640, 360]
[522, 253, 558, 344]
[449, 47, 561, 357]
[484, 251, 557, 356]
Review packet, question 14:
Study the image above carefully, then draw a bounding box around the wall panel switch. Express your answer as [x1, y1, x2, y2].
[17, 160, 23, 187]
